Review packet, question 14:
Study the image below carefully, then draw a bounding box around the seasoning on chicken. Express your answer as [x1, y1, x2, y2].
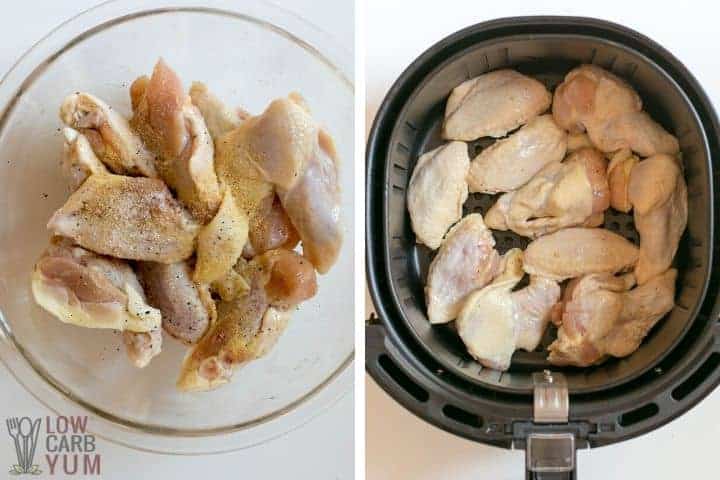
[467, 115, 567, 194]
[548, 269, 676, 366]
[60, 92, 157, 177]
[130, 59, 222, 222]
[194, 189, 249, 284]
[425, 214, 500, 324]
[628, 154, 688, 284]
[136, 261, 211, 345]
[407, 141, 469, 250]
[523, 227, 639, 281]
[47, 174, 199, 263]
[177, 249, 317, 391]
[457, 249, 560, 371]
[443, 69, 551, 141]
[485, 147, 610, 238]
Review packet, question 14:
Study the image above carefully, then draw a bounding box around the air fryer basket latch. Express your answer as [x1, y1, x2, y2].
[524, 371, 577, 479]
[533, 370, 569, 423]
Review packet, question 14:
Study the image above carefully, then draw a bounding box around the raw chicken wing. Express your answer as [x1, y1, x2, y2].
[425, 214, 500, 324]
[443, 69, 551, 141]
[485, 147, 609, 238]
[47, 174, 199, 263]
[137, 261, 212, 344]
[628, 154, 687, 284]
[457, 249, 560, 370]
[548, 269, 676, 366]
[194, 189, 249, 284]
[523, 227, 639, 281]
[177, 249, 316, 391]
[407, 141, 469, 250]
[607, 149, 639, 213]
[61, 127, 108, 190]
[130, 60, 222, 222]
[467, 115, 567, 194]
[217, 95, 342, 273]
[60, 92, 157, 177]
[552, 65, 641, 134]
[588, 111, 679, 156]
[31, 239, 161, 334]
[189, 81, 243, 140]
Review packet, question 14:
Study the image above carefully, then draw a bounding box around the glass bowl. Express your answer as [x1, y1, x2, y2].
[0, 0, 354, 454]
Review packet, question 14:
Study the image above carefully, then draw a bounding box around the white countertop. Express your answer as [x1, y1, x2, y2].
[0, 1, 353, 479]
[365, 0, 720, 478]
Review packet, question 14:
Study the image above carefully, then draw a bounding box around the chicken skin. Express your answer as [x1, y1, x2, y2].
[485, 147, 609, 238]
[628, 154, 688, 284]
[548, 269, 676, 366]
[130, 60, 222, 222]
[467, 115, 567, 194]
[523, 227, 639, 281]
[47, 174, 199, 263]
[425, 214, 500, 324]
[407, 141, 469, 250]
[443, 69, 551, 141]
[457, 249, 560, 371]
[60, 92, 157, 177]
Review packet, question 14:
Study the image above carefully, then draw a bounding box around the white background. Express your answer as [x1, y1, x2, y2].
[0, 1, 353, 479]
[365, 0, 720, 479]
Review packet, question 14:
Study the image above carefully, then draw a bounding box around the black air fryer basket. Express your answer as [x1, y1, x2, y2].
[366, 16, 720, 479]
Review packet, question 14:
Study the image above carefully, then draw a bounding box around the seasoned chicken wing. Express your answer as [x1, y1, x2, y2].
[31, 239, 161, 333]
[137, 261, 211, 344]
[61, 127, 109, 190]
[628, 154, 688, 284]
[523, 227, 639, 281]
[548, 269, 676, 366]
[47, 174, 199, 263]
[457, 249, 560, 371]
[443, 69, 551, 141]
[177, 249, 316, 391]
[60, 92, 157, 177]
[467, 115, 567, 194]
[189, 81, 242, 140]
[407, 141, 469, 250]
[219, 95, 343, 272]
[425, 214, 500, 324]
[194, 189, 248, 284]
[485, 147, 609, 238]
[130, 59, 221, 222]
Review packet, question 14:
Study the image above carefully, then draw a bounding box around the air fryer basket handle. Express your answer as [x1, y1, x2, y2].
[527, 470, 576, 480]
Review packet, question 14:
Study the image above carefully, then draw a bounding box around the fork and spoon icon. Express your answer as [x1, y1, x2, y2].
[6, 417, 42, 475]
